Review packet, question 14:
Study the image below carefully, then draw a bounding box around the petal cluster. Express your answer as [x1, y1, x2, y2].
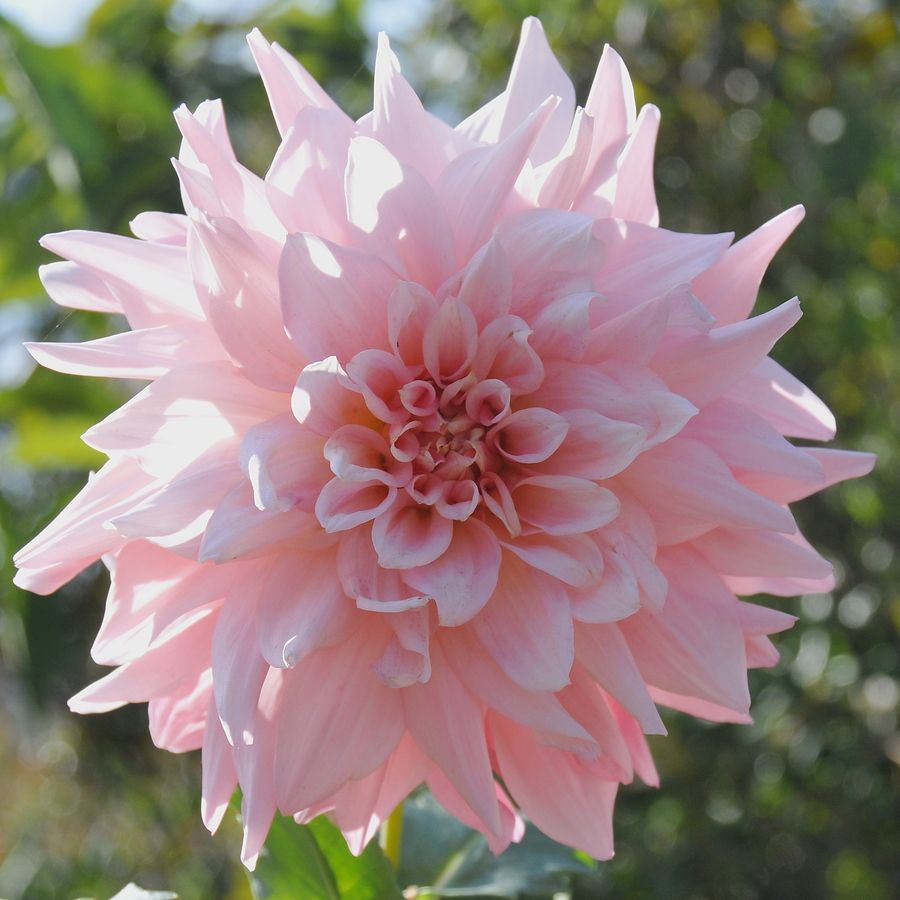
[16, 19, 873, 865]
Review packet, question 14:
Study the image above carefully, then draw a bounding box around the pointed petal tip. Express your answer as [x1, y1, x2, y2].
[521, 15, 545, 35]
[68, 689, 123, 715]
[38, 232, 58, 252]
[11, 566, 42, 593]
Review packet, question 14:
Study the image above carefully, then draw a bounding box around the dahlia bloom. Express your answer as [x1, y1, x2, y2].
[16, 19, 873, 865]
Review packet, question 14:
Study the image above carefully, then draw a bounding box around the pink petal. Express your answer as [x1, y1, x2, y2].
[369, 34, 449, 182]
[373, 607, 432, 687]
[683, 399, 824, 483]
[40, 229, 201, 323]
[403, 644, 502, 837]
[736, 601, 797, 637]
[279, 233, 398, 362]
[324, 424, 411, 487]
[435, 480, 481, 521]
[345, 136, 455, 290]
[479, 471, 522, 536]
[489, 407, 569, 464]
[465, 379, 511, 426]
[798, 449, 876, 497]
[39, 260, 122, 314]
[175, 103, 284, 242]
[605, 695, 659, 786]
[13, 459, 152, 595]
[575, 623, 665, 734]
[265, 107, 353, 242]
[535, 360, 697, 451]
[538, 409, 645, 480]
[84, 361, 283, 479]
[246, 28, 348, 137]
[69, 605, 218, 713]
[25, 324, 218, 380]
[371, 498, 454, 569]
[445, 236, 512, 329]
[257, 548, 356, 668]
[651, 298, 802, 408]
[439, 97, 558, 263]
[423, 298, 479, 386]
[611, 104, 661, 226]
[148, 668, 211, 752]
[336, 526, 430, 612]
[241, 414, 331, 513]
[496, 209, 599, 320]
[130, 211, 189, 245]
[328, 734, 430, 855]
[444, 630, 597, 754]
[427, 770, 524, 855]
[693, 205, 805, 325]
[201, 700, 238, 833]
[212, 593, 269, 747]
[473, 314, 545, 396]
[235, 668, 282, 868]
[188, 214, 302, 392]
[533, 108, 595, 210]
[584, 293, 671, 365]
[528, 290, 597, 362]
[693, 526, 833, 580]
[512, 475, 620, 536]
[403, 518, 501, 625]
[473, 553, 574, 692]
[200, 483, 322, 563]
[649, 688, 753, 725]
[490, 713, 618, 860]
[558, 669, 632, 782]
[291, 356, 372, 438]
[457, 17, 575, 166]
[400, 380, 439, 417]
[568, 547, 640, 624]
[726, 357, 836, 440]
[574, 45, 636, 215]
[92, 541, 236, 665]
[499, 532, 604, 588]
[387, 281, 439, 368]
[275, 625, 404, 812]
[315, 478, 398, 534]
[620, 438, 795, 544]
[619, 547, 751, 715]
[346, 349, 419, 424]
[593, 220, 732, 310]
[110, 452, 240, 554]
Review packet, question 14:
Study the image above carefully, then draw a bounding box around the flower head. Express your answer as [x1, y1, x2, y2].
[16, 18, 873, 865]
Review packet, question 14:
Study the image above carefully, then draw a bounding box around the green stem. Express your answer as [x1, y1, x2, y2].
[380, 801, 404, 868]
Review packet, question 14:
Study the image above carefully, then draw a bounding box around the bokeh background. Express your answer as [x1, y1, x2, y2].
[0, 1, 897, 898]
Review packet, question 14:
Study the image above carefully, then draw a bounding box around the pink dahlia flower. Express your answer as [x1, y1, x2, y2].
[16, 19, 873, 865]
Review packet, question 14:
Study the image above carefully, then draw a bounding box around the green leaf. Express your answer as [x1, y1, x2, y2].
[399, 793, 600, 900]
[308, 816, 403, 900]
[246, 812, 340, 900]
[12, 407, 105, 468]
[239, 803, 402, 900]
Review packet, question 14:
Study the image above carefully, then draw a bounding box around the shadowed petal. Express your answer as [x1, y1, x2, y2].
[404, 518, 501, 625]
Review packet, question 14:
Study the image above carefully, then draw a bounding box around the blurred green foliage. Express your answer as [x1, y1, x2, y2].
[0, 0, 897, 898]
